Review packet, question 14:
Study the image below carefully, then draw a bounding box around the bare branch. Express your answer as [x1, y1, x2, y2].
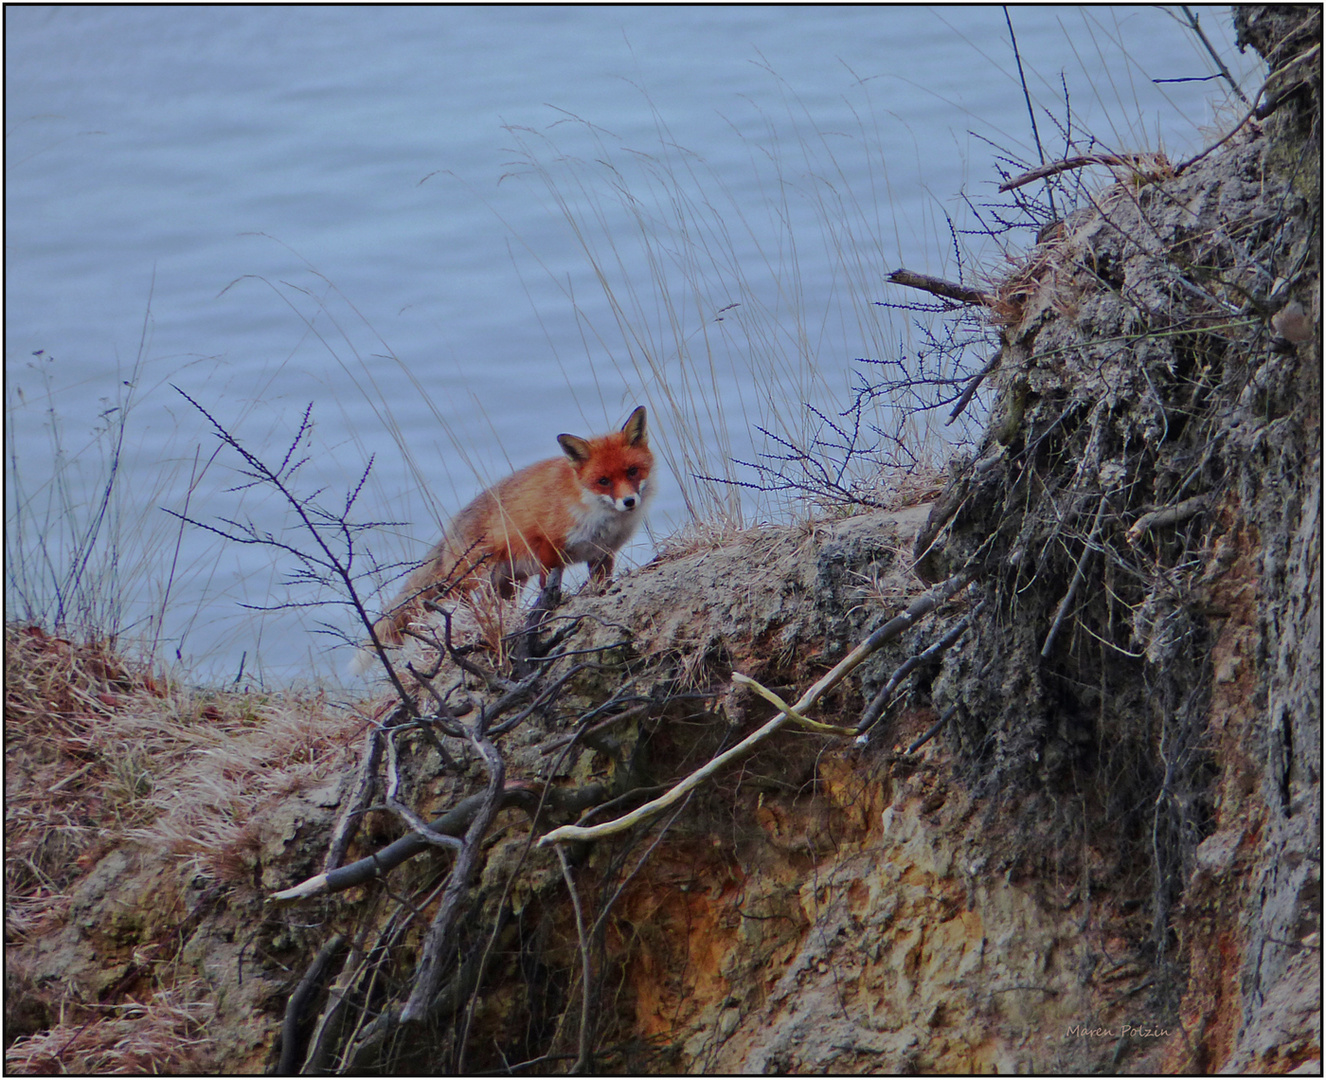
[998, 153, 1169, 193]
[857, 614, 972, 736]
[887, 269, 992, 306]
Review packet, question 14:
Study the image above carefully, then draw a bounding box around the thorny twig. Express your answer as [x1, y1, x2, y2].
[170, 389, 417, 707]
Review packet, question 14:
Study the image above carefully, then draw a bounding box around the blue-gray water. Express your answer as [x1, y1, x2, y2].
[5, 5, 1259, 682]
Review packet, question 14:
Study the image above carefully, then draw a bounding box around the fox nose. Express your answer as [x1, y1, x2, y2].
[621, 495, 637, 510]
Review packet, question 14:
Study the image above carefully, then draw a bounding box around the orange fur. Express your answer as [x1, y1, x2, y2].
[368, 406, 654, 649]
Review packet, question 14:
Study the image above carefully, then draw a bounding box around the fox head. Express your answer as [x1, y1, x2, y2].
[558, 406, 653, 513]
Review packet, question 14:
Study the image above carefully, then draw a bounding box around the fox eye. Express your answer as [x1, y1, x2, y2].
[626, 466, 639, 478]
[597, 476, 611, 487]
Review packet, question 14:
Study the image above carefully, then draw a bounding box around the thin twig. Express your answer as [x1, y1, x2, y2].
[947, 351, 1003, 426]
[999, 154, 1167, 193]
[1174, 44, 1320, 175]
[556, 847, 594, 1075]
[1176, 6, 1251, 104]
[1041, 496, 1107, 659]
[1005, 6, 1055, 219]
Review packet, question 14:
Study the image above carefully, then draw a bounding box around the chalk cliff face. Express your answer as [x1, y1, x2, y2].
[5, 6, 1318, 1075]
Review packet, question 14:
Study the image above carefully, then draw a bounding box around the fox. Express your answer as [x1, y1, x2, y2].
[363, 405, 654, 656]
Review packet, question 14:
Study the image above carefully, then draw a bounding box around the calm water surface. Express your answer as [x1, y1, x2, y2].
[4, 6, 1259, 681]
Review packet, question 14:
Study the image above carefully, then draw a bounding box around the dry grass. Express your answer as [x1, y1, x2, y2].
[5, 623, 374, 1072]
[653, 517, 779, 562]
[4, 623, 367, 936]
[127, 692, 365, 882]
[4, 983, 213, 1075]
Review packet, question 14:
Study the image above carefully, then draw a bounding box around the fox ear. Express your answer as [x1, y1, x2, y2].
[621, 405, 647, 445]
[558, 433, 592, 465]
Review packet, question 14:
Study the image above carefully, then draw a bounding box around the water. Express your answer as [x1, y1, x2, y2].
[5, 5, 1259, 683]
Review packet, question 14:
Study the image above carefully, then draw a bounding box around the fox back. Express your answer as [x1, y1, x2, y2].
[364, 406, 654, 653]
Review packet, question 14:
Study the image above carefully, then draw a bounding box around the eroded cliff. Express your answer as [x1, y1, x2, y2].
[5, 5, 1319, 1074]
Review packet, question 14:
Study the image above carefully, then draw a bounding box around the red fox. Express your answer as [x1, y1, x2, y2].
[366, 405, 654, 651]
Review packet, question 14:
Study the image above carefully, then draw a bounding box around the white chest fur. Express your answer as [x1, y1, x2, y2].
[563, 478, 654, 562]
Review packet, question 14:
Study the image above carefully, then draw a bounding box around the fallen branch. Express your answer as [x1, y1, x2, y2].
[887, 269, 992, 307]
[538, 566, 977, 847]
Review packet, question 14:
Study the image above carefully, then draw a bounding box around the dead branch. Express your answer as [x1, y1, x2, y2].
[539, 700, 653, 755]
[857, 614, 972, 736]
[887, 269, 992, 306]
[1125, 495, 1209, 546]
[947, 350, 1003, 425]
[269, 781, 608, 903]
[731, 672, 856, 735]
[1174, 42, 1320, 174]
[400, 723, 504, 1023]
[384, 729, 463, 851]
[1173, 6, 1252, 105]
[513, 567, 564, 676]
[905, 704, 958, 754]
[913, 475, 972, 581]
[277, 933, 346, 1075]
[323, 724, 385, 873]
[538, 566, 978, 847]
[998, 153, 1169, 193]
